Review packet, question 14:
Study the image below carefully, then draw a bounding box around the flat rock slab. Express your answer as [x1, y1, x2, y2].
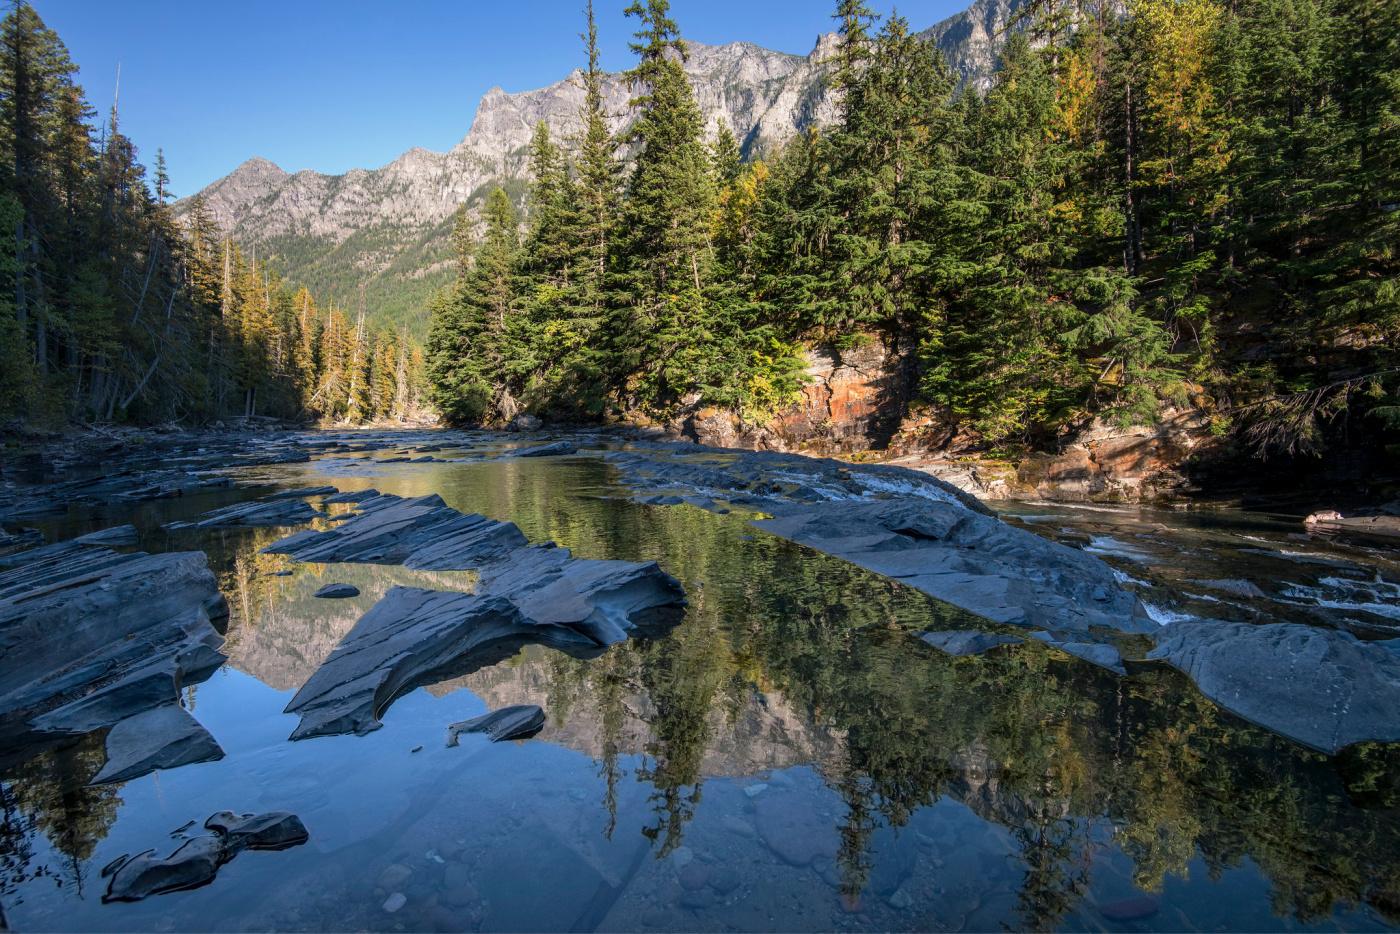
[92, 704, 223, 785]
[1148, 620, 1400, 753]
[512, 441, 578, 458]
[313, 583, 360, 599]
[323, 488, 380, 504]
[164, 498, 320, 530]
[262, 485, 338, 501]
[263, 494, 527, 570]
[74, 524, 139, 546]
[920, 630, 1023, 656]
[755, 499, 1154, 633]
[104, 810, 308, 902]
[0, 542, 227, 769]
[1031, 632, 1127, 675]
[447, 704, 545, 744]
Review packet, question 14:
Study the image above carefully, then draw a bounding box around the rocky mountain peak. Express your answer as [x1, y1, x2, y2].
[177, 0, 1022, 331]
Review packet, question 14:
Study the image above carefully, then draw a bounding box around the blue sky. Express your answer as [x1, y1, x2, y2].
[35, 0, 967, 198]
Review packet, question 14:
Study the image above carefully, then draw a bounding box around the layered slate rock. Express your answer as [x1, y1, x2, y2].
[447, 704, 546, 745]
[163, 497, 321, 530]
[264, 493, 526, 569]
[1148, 620, 1400, 753]
[286, 566, 682, 740]
[755, 499, 1154, 633]
[74, 524, 139, 546]
[103, 811, 308, 902]
[272, 493, 685, 740]
[0, 543, 227, 772]
[919, 630, 1022, 656]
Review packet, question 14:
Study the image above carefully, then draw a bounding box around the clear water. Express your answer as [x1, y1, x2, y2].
[2, 436, 1398, 932]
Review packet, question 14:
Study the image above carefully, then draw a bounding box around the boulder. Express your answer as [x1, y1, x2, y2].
[313, 583, 360, 599]
[1148, 620, 1400, 753]
[509, 414, 542, 431]
[919, 630, 1022, 656]
[447, 704, 545, 744]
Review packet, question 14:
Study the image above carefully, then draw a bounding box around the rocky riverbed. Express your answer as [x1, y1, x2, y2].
[1, 427, 1398, 931]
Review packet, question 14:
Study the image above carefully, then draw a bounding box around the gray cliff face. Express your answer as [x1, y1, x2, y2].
[176, 0, 1019, 324]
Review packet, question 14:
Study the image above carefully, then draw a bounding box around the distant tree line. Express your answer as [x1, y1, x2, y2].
[0, 2, 426, 428]
[429, 0, 1398, 458]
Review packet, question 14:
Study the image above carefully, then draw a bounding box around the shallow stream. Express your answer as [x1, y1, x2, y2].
[2, 433, 1398, 932]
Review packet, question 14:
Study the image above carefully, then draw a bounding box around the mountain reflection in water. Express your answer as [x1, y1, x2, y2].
[1, 451, 1397, 932]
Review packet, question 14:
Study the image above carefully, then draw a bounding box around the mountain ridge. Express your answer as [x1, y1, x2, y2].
[178, 0, 1020, 332]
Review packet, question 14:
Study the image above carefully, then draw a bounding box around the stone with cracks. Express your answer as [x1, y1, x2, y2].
[447, 704, 545, 744]
[1148, 620, 1400, 753]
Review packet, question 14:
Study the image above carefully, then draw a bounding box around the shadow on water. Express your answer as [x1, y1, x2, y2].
[2, 449, 1399, 931]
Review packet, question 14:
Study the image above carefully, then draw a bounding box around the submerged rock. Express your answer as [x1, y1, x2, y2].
[164, 498, 320, 529]
[104, 810, 309, 902]
[1148, 620, 1400, 753]
[74, 524, 139, 546]
[919, 630, 1022, 656]
[264, 494, 526, 570]
[92, 704, 223, 785]
[313, 583, 360, 599]
[447, 704, 545, 744]
[755, 499, 1154, 633]
[0, 543, 227, 770]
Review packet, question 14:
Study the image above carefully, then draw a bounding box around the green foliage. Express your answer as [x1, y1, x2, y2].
[0, 2, 426, 428]
[414, 0, 1398, 459]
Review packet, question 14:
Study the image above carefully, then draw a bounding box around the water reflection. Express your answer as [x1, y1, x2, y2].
[1, 450, 1397, 931]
